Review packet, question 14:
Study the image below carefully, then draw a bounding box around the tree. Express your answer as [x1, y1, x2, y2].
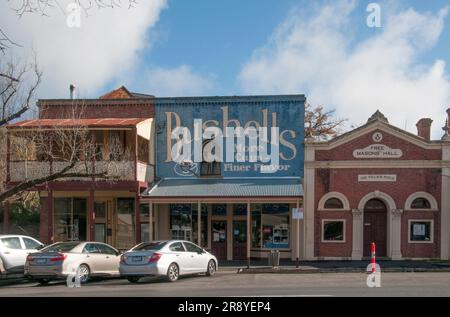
[304, 102, 347, 141]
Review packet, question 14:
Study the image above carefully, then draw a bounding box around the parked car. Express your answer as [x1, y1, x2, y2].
[0, 235, 44, 274]
[25, 241, 121, 285]
[119, 240, 218, 283]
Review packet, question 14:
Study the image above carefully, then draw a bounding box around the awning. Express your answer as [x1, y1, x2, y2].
[143, 178, 303, 198]
[7, 118, 148, 129]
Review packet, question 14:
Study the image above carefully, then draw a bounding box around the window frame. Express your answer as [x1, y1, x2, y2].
[408, 219, 434, 244]
[321, 219, 346, 243]
[323, 198, 344, 210]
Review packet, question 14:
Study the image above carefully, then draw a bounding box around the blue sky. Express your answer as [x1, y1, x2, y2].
[121, 0, 450, 98]
[2, 0, 450, 137]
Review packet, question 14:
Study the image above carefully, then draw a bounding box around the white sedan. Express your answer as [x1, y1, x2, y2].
[119, 240, 218, 282]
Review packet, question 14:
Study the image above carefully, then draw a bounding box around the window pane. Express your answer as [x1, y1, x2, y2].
[233, 204, 247, 216]
[83, 243, 100, 253]
[140, 203, 150, 220]
[23, 238, 41, 250]
[212, 204, 227, 216]
[116, 198, 135, 250]
[411, 198, 431, 209]
[260, 204, 289, 248]
[95, 224, 106, 243]
[96, 243, 117, 255]
[1, 237, 22, 249]
[41, 242, 79, 252]
[170, 204, 193, 242]
[324, 198, 344, 209]
[133, 241, 167, 251]
[410, 221, 432, 241]
[184, 242, 202, 253]
[323, 221, 344, 241]
[54, 198, 72, 242]
[94, 202, 106, 218]
[169, 242, 185, 252]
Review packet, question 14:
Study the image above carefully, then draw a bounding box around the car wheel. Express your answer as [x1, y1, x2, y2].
[78, 264, 90, 284]
[206, 260, 216, 277]
[36, 279, 50, 285]
[166, 263, 179, 282]
[127, 277, 140, 283]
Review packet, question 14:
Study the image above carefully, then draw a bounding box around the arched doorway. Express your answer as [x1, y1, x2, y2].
[363, 199, 387, 257]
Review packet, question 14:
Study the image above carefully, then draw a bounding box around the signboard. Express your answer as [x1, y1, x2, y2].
[353, 144, 402, 158]
[358, 174, 397, 182]
[292, 207, 304, 220]
[155, 95, 305, 178]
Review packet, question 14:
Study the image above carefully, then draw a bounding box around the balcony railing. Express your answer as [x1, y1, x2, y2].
[8, 161, 140, 182]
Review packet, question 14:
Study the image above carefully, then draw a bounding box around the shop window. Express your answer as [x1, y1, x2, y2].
[212, 204, 227, 216]
[411, 198, 431, 209]
[54, 198, 87, 242]
[324, 198, 344, 209]
[409, 221, 433, 243]
[170, 204, 207, 247]
[322, 220, 345, 242]
[251, 204, 290, 249]
[233, 204, 247, 216]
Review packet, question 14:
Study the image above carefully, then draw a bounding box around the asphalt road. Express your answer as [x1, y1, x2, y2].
[0, 271, 450, 297]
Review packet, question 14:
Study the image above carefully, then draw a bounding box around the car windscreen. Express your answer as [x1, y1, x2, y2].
[133, 241, 167, 251]
[40, 242, 79, 253]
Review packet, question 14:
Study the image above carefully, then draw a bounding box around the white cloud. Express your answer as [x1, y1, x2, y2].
[1, 0, 167, 98]
[238, 0, 450, 139]
[138, 65, 216, 97]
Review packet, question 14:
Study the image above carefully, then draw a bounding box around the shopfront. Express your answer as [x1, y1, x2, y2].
[143, 94, 305, 261]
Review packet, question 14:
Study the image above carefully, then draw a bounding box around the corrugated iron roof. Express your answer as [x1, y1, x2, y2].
[144, 178, 303, 198]
[7, 118, 147, 129]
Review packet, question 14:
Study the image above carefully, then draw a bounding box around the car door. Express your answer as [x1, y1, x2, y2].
[22, 237, 44, 254]
[81, 243, 104, 274]
[0, 237, 27, 269]
[183, 242, 208, 273]
[95, 243, 120, 275]
[167, 242, 189, 275]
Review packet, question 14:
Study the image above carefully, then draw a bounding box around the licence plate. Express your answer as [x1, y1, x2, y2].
[36, 258, 47, 264]
[132, 256, 143, 262]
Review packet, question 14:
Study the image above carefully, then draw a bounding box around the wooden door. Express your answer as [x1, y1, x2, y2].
[363, 199, 387, 257]
[211, 221, 227, 260]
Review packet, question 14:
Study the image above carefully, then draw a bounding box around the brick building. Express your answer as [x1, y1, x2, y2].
[303, 110, 450, 260]
[5, 87, 156, 249]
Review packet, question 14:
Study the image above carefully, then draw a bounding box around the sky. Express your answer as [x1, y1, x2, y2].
[1, 0, 450, 138]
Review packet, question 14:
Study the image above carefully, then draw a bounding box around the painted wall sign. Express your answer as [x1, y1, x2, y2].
[155, 95, 305, 178]
[358, 174, 397, 182]
[353, 144, 403, 158]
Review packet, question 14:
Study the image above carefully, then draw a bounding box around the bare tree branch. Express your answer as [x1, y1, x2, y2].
[304, 102, 348, 141]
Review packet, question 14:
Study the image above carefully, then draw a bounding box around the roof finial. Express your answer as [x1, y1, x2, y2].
[367, 110, 389, 123]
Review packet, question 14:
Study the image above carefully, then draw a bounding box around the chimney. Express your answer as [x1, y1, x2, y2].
[416, 118, 433, 141]
[69, 84, 76, 99]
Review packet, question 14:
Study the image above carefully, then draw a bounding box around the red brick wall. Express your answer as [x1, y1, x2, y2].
[401, 210, 440, 258]
[39, 101, 155, 119]
[315, 210, 353, 257]
[316, 129, 441, 161]
[313, 129, 442, 259]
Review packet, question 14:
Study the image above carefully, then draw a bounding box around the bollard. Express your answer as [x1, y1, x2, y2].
[371, 242, 376, 273]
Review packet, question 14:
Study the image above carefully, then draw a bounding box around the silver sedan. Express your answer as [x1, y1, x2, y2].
[119, 240, 218, 282]
[25, 241, 121, 285]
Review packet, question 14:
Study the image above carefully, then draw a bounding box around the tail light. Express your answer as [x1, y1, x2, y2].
[120, 254, 127, 263]
[26, 255, 34, 262]
[50, 253, 67, 262]
[148, 252, 162, 263]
